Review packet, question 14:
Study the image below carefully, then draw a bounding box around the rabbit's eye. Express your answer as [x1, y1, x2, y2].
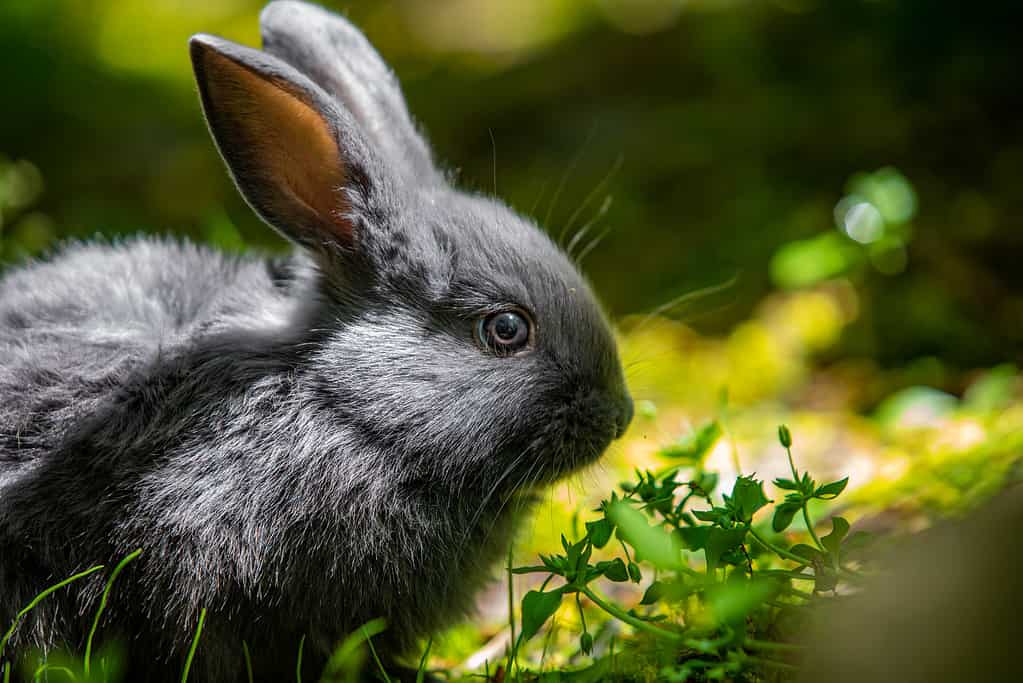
[476, 309, 532, 355]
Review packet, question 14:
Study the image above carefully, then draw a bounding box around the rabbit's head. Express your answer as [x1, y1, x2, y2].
[190, 1, 632, 492]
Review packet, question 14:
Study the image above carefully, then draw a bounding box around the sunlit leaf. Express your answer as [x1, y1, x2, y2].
[585, 518, 614, 549]
[607, 502, 681, 569]
[658, 420, 721, 462]
[705, 527, 747, 573]
[815, 478, 849, 500]
[821, 517, 850, 557]
[772, 502, 801, 532]
[732, 476, 770, 522]
[519, 588, 565, 644]
[705, 579, 777, 626]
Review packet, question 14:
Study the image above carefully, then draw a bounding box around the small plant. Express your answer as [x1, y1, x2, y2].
[511, 423, 870, 680]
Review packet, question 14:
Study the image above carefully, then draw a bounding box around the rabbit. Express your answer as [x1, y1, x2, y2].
[0, 1, 633, 681]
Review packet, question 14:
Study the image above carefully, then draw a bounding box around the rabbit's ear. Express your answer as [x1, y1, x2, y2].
[259, 0, 441, 185]
[190, 33, 382, 253]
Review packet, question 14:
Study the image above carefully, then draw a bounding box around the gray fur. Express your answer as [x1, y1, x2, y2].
[0, 2, 632, 681]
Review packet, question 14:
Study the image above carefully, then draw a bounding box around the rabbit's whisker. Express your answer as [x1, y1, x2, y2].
[560, 154, 623, 246]
[574, 223, 613, 267]
[529, 178, 550, 218]
[567, 195, 613, 261]
[633, 274, 740, 332]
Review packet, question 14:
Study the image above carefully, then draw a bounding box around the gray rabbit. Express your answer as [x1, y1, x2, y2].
[0, 1, 632, 680]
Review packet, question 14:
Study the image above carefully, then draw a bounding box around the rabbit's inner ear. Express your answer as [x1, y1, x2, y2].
[260, 1, 441, 187]
[194, 40, 353, 247]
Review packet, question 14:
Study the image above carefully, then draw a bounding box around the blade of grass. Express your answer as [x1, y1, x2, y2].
[0, 564, 105, 662]
[363, 627, 391, 683]
[180, 608, 207, 683]
[85, 549, 142, 676]
[296, 635, 305, 683]
[318, 618, 387, 682]
[33, 663, 76, 682]
[242, 641, 253, 683]
[505, 542, 517, 681]
[415, 637, 432, 683]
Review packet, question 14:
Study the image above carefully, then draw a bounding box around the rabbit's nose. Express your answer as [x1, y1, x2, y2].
[614, 394, 634, 439]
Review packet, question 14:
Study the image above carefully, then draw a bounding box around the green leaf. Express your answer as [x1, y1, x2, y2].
[731, 476, 770, 522]
[579, 632, 593, 655]
[607, 502, 681, 569]
[772, 502, 801, 532]
[705, 527, 747, 574]
[679, 525, 710, 551]
[519, 588, 565, 643]
[564, 537, 591, 574]
[600, 558, 629, 582]
[821, 517, 850, 557]
[640, 581, 664, 605]
[540, 554, 565, 574]
[789, 544, 823, 562]
[692, 509, 719, 522]
[628, 562, 642, 583]
[691, 472, 719, 496]
[814, 477, 849, 500]
[585, 518, 614, 549]
[772, 477, 800, 491]
[706, 579, 777, 626]
[658, 420, 722, 462]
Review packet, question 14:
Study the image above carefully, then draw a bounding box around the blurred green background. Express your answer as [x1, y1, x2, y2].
[2, 0, 1020, 372]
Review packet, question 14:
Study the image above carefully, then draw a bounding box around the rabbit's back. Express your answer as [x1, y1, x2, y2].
[0, 237, 286, 478]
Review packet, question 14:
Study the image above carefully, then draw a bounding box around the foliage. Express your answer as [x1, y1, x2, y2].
[506, 424, 864, 681]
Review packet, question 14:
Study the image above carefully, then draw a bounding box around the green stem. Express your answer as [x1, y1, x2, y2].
[618, 538, 632, 564]
[579, 586, 684, 644]
[801, 505, 825, 552]
[506, 542, 520, 683]
[785, 445, 825, 552]
[747, 526, 813, 565]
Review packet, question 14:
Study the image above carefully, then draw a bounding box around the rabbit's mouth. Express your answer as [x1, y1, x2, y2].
[525, 387, 633, 483]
